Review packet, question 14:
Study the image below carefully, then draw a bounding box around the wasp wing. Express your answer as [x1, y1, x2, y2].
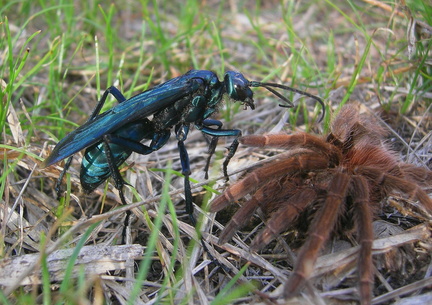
[41, 76, 203, 167]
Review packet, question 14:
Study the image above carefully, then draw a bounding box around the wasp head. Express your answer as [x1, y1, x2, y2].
[224, 71, 255, 110]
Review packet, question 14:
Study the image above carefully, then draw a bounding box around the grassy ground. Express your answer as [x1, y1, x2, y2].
[1, 0, 431, 304]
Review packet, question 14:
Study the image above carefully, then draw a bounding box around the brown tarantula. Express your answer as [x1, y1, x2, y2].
[210, 104, 432, 304]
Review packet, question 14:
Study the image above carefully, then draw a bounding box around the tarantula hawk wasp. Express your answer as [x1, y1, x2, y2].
[42, 69, 324, 243]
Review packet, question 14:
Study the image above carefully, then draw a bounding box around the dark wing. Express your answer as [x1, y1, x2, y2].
[41, 76, 203, 167]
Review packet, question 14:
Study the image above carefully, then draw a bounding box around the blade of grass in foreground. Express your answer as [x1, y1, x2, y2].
[127, 166, 173, 304]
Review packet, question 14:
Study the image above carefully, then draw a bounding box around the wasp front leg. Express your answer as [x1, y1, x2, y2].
[198, 124, 242, 180]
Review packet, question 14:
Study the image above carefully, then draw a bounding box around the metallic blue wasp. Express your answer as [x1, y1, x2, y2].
[42, 69, 325, 227]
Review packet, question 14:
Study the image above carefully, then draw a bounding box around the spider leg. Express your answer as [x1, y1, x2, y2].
[398, 163, 432, 187]
[351, 175, 374, 305]
[218, 177, 311, 245]
[284, 171, 350, 298]
[218, 196, 260, 244]
[211, 154, 328, 212]
[250, 188, 317, 251]
[240, 133, 339, 163]
[356, 167, 432, 212]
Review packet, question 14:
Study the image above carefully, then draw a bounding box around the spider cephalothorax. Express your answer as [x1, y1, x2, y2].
[210, 104, 432, 305]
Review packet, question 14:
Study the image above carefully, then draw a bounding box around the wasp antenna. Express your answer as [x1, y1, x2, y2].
[250, 81, 294, 107]
[262, 84, 294, 108]
[251, 81, 325, 122]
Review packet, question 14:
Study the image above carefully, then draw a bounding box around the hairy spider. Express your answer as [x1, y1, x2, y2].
[210, 104, 432, 304]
